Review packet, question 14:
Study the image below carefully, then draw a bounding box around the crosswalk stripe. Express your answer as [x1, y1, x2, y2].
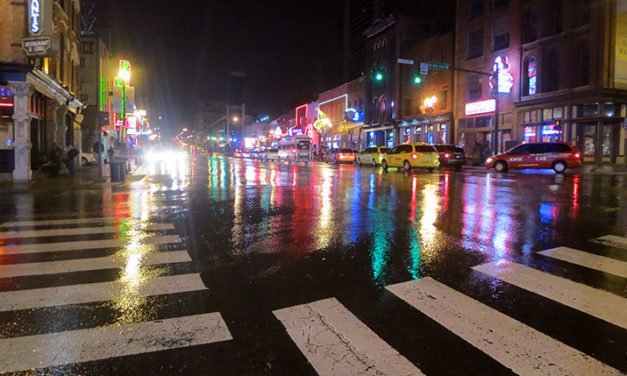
[387, 277, 622, 376]
[0, 235, 181, 255]
[538, 247, 627, 279]
[0, 250, 191, 279]
[591, 235, 627, 250]
[473, 261, 627, 329]
[273, 297, 423, 376]
[0, 312, 232, 373]
[0, 217, 120, 228]
[0, 223, 174, 240]
[0, 273, 205, 312]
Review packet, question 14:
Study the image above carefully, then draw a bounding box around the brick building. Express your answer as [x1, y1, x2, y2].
[0, 0, 84, 180]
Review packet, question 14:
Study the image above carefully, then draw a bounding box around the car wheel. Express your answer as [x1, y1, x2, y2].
[381, 159, 388, 170]
[553, 160, 567, 174]
[494, 160, 508, 172]
[81, 157, 88, 166]
[403, 160, 411, 171]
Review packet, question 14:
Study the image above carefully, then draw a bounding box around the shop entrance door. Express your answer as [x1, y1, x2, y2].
[578, 123, 596, 164]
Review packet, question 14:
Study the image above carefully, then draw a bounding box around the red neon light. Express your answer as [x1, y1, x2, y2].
[0, 103, 13, 107]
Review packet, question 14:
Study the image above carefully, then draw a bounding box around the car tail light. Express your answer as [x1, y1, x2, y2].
[339, 153, 344, 158]
[574, 152, 581, 159]
[411, 153, 418, 159]
[444, 153, 450, 158]
[379, 153, 385, 157]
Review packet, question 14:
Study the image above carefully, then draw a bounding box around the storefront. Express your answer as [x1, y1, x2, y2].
[399, 114, 452, 145]
[363, 126, 394, 148]
[520, 103, 626, 165]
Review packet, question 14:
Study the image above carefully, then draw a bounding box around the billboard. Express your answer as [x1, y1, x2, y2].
[615, 1, 627, 86]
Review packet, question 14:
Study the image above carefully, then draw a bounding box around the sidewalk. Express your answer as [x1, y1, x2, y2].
[0, 164, 145, 194]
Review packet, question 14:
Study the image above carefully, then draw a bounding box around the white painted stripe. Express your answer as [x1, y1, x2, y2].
[0, 223, 174, 239]
[473, 261, 627, 329]
[0, 312, 232, 373]
[0, 217, 119, 228]
[0, 235, 181, 255]
[0, 251, 191, 278]
[0, 273, 205, 312]
[591, 235, 627, 250]
[538, 247, 627, 279]
[273, 297, 423, 376]
[387, 278, 622, 376]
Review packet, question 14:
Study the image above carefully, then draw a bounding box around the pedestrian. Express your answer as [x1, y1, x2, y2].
[64, 143, 79, 175]
[48, 143, 63, 176]
[107, 145, 115, 163]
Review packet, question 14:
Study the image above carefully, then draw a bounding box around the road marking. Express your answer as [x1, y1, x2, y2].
[387, 277, 622, 376]
[0, 273, 205, 312]
[273, 297, 423, 376]
[0, 235, 182, 255]
[0, 312, 232, 374]
[538, 247, 627, 279]
[591, 235, 627, 250]
[0, 250, 191, 278]
[473, 261, 627, 329]
[0, 223, 175, 240]
[0, 217, 120, 228]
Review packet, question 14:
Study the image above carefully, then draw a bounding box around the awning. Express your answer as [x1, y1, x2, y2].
[362, 125, 393, 132]
[26, 69, 84, 114]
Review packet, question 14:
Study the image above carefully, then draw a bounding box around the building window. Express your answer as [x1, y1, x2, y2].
[523, 7, 538, 43]
[524, 56, 537, 96]
[469, 0, 485, 20]
[492, 18, 509, 51]
[573, 42, 590, 87]
[543, 49, 560, 92]
[82, 41, 95, 55]
[546, 0, 563, 36]
[468, 74, 482, 101]
[79, 57, 85, 67]
[467, 29, 483, 59]
[492, 0, 510, 7]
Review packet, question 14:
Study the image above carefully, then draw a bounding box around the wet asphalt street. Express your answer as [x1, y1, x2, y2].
[0, 155, 626, 375]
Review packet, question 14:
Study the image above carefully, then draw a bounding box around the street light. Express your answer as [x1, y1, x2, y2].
[232, 116, 239, 123]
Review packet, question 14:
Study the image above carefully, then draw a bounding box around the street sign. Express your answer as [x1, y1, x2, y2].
[419, 63, 429, 75]
[428, 62, 449, 71]
[397, 58, 415, 65]
[22, 37, 51, 56]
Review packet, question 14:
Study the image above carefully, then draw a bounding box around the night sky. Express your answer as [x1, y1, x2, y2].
[99, 1, 454, 134]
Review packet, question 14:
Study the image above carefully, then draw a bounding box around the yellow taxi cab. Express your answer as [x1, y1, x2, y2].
[356, 146, 391, 166]
[381, 143, 440, 172]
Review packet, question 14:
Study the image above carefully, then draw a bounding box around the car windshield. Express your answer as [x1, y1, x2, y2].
[434, 145, 464, 153]
[415, 145, 437, 153]
[379, 148, 390, 153]
[338, 148, 353, 153]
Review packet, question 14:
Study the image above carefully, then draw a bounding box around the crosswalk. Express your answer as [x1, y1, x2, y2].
[273, 234, 627, 376]
[1, 215, 626, 374]
[0, 215, 233, 374]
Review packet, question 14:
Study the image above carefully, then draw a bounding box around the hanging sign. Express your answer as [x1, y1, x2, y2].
[27, 0, 52, 37]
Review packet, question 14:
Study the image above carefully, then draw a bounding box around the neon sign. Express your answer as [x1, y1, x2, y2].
[29, 0, 42, 35]
[465, 99, 496, 116]
[490, 56, 514, 94]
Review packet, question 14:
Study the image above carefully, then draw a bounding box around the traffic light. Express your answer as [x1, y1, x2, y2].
[374, 70, 384, 81]
[413, 73, 423, 85]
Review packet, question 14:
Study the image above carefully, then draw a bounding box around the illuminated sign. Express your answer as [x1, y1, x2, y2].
[29, 0, 42, 35]
[489, 56, 514, 94]
[465, 99, 496, 116]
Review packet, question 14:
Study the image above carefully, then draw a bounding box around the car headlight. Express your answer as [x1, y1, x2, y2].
[486, 157, 493, 164]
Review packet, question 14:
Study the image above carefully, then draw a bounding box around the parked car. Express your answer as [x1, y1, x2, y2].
[381, 143, 440, 172]
[485, 142, 582, 173]
[265, 148, 279, 161]
[433, 144, 466, 170]
[81, 152, 97, 166]
[356, 146, 390, 166]
[323, 148, 357, 164]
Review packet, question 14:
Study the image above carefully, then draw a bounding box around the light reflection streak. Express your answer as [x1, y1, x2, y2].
[315, 167, 334, 249]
